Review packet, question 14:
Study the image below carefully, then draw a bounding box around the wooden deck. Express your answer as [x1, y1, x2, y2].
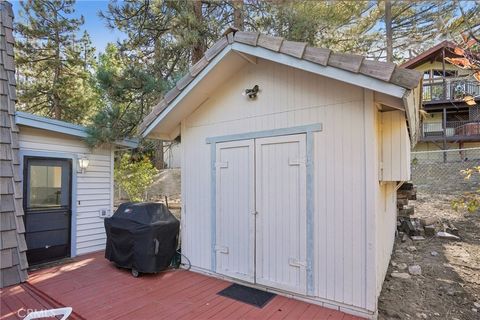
[1, 252, 363, 319]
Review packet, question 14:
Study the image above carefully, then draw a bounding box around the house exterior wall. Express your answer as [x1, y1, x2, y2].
[18, 126, 113, 256]
[414, 60, 472, 76]
[179, 59, 401, 317]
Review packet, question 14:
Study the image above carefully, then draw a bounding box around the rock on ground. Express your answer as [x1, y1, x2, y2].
[391, 272, 411, 279]
[378, 192, 480, 320]
[408, 265, 422, 276]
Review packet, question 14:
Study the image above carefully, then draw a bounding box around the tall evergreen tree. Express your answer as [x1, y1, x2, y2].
[86, 43, 163, 148]
[255, 0, 379, 53]
[379, 1, 458, 61]
[15, 0, 99, 124]
[87, 0, 476, 150]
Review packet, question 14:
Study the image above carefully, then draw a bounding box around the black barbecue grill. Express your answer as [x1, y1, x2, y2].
[104, 202, 180, 277]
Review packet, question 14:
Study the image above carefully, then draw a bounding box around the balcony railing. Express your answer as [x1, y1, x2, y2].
[422, 79, 480, 103]
[421, 120, 480, 139]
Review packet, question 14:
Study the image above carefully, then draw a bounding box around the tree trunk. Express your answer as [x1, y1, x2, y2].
[153, 140, 165, 169]
[53, 11, 61, 119]
[192, 1, 206, 64]
[385, 0, 393, 62]
[233, 1, 244, 30]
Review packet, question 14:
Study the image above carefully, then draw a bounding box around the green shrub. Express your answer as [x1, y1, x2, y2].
[115, 153, 158, 202]
[451, 166, 480, 213]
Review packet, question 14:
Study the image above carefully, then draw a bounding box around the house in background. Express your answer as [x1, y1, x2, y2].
[140, 30, 422, 318]
[0, 2, 137, 287]
[402, 41, 480, 159]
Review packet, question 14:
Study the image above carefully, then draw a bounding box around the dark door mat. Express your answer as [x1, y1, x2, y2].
[218, 283, 276, 308]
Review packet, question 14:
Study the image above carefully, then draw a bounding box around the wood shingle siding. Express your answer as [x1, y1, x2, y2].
[0, 1, 28, 288]
[138, 29, 422, 135]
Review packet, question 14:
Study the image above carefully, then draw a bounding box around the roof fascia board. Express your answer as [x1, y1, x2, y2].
[16, 111, 138, 148]
[113, 138, 139, 148]
[143, 45, 234, 138]
[16, 111, 88, 138]
[232, 43, 406, 99]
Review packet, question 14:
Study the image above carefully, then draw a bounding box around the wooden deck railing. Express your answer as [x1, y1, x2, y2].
[422, 79, 480, 103]
[421, 120, 480, 139]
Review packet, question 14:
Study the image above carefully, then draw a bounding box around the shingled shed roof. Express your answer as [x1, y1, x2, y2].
[139, 30, 422, 136]
[0, 1, 29, 288]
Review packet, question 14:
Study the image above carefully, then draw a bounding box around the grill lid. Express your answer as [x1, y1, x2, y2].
[113, 202, 178, 225]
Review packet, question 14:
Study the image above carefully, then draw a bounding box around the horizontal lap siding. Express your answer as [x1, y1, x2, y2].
[18, 127, 113, 256]
[182, 59, 369, 310]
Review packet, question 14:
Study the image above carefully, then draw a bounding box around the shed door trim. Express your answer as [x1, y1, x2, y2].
[209, 125, 317, 296]
[206, 123, 322, 144]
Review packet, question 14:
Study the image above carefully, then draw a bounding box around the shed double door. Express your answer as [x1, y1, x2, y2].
[215, 134, 307, 294]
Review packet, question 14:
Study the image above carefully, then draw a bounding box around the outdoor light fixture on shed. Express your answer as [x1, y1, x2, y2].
[78, 156, 90, 173]
[243, 85, 259, 99]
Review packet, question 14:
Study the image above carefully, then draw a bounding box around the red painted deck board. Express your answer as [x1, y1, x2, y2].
[1, 252, 364, 319]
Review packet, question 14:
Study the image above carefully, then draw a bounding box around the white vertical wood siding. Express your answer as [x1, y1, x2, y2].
[375, 182, 397, 296]
[181, 59, 374, 312]
[380, 110, 411, 181]
[18, 127, 113, 255]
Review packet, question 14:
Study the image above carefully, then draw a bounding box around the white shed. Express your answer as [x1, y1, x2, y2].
[14, 111, 137, 264]
[140, 31, 421, 319]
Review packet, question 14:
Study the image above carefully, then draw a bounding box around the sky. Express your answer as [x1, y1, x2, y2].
[11, 0, 126, 55]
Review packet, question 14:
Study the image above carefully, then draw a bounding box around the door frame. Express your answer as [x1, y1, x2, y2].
[20, 150, 79, 258]
[207, 123, 321, 296]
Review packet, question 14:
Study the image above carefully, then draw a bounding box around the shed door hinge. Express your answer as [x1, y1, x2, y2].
[215, 161, 229, 169]
[215, 245, 229, 254]
[288, 258, 306, 268]
[288, 158, 306, 166]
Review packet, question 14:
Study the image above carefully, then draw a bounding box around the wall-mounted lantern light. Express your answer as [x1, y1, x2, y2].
[243, 85, 259, 100]
[78, 156, 90, 173]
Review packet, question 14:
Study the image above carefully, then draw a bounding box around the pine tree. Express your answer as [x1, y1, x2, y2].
[86, 43, 163, 148]
[379, 1, 458, 62]
[15, 0, 99, 124]
[254, 1, 379, 54]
